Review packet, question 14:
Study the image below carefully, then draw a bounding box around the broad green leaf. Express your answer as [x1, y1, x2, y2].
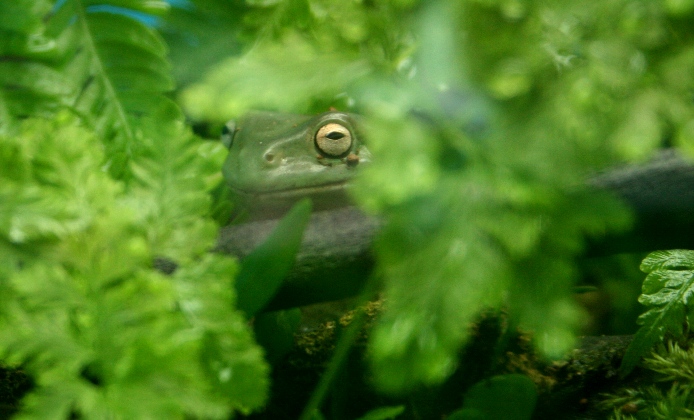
[235, 199, 312, 315]
[253, 309, 302, 364]
[449, 375, 537, 420]
[356, 405, 405, 420]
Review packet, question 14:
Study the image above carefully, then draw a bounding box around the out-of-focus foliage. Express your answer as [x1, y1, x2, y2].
[0, 1, 268, 418]
[450, 374, 537, 420]
[355, 405, 406, 420]
[4, 0, 694, 415]
[181, 33, 371, 120]
[177, 0, 419, 121]
[178, 0, 694, 394]
[0, 0, 182, 178]
[235, 199, 312, 315]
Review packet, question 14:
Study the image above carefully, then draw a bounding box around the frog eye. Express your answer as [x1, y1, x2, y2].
[315, 123, 352, 157]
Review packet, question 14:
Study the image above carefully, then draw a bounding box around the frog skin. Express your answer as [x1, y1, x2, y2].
[221, 110, 372, 220]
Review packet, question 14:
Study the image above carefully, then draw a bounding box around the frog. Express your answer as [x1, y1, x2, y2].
[221, 110, 372, 220]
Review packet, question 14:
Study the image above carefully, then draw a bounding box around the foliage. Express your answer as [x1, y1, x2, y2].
[449, 374, 537, 420]
[606, 342, 694, 419]
[180, 0, 690, 395]
[644, 341, 694, 382]
[607, 384, 694, 420]
[620, 250, 694, 375]
[355, 406, 405, 420]
[4, 0, 694, 417]
[0, 1, 268, 418]
[235, 199, 312, 316]
[308, 405, 405, 420]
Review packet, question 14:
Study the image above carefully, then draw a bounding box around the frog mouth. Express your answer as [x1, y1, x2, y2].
[231, 179, 350, 201]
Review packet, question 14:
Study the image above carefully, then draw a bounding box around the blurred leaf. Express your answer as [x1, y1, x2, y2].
[180, 33, 370, 120]
[160, 1, 246, 87]
[0, 0, 53, 33]
[235, 199, 312, 315]
[253, 309, 301, 364]
[0, 114, 269, 418]
[174, 254, 269, 412]
[0, 114, 116, 245]
[128, 116, 220, 262]
[0, 1, 182, 179]
[450, 374, 537, 420]
[353, 115, 441, 211]
[82, 0, 171, 15]
[356, 405, 405, 420]
[0, 2, 271, 414]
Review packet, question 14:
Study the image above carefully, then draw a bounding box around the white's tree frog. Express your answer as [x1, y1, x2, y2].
[222, 111, 371, 219]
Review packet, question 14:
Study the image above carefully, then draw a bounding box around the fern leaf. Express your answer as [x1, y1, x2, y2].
[0, 1, 53, 34]
[619, 250, 694, 375]
[0, 61, 72, 117]
[0, 1, 179, 178]
[0, 114, 268, 418]
[68, 5, 178, 176]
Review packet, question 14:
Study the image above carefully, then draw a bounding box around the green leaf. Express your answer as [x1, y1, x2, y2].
[253, 309, 302, 364]
[180, 33, 370, 120]
[620, 250, 694, 376]
[0, 114, 269, 418]
[195, 301, 269, 411]
[87, 12, 167, 56]
[82, 0, 171, 15]
[235, 199, 312, 316]
[0, 115, 115, 244]
[361, 111, 629, 392]
[0, 61, 72, 117]
[0, 1, 53, 33]
[0, 2, 181, 179]
[453, 374, 537, 420]
[356, 405, 406, 420]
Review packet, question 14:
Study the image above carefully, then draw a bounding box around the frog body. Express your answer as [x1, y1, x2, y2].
[222, 111, 371, 219]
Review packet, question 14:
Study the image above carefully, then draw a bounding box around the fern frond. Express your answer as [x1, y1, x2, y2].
[67, 1, 178, 177]
[619, 250, 694, 375]
[0, 0, 177, 178]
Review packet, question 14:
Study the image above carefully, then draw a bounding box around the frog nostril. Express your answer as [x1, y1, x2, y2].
[264, 152, 276, 162]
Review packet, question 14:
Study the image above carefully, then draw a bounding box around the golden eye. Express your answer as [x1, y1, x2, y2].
[315, 123, 352, 157]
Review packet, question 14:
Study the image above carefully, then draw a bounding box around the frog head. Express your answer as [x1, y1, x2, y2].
[222, 111, 371, 219]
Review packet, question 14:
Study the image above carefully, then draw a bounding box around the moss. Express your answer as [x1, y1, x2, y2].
[598, 341, 694, 419]
[0, 364, 31, 419]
